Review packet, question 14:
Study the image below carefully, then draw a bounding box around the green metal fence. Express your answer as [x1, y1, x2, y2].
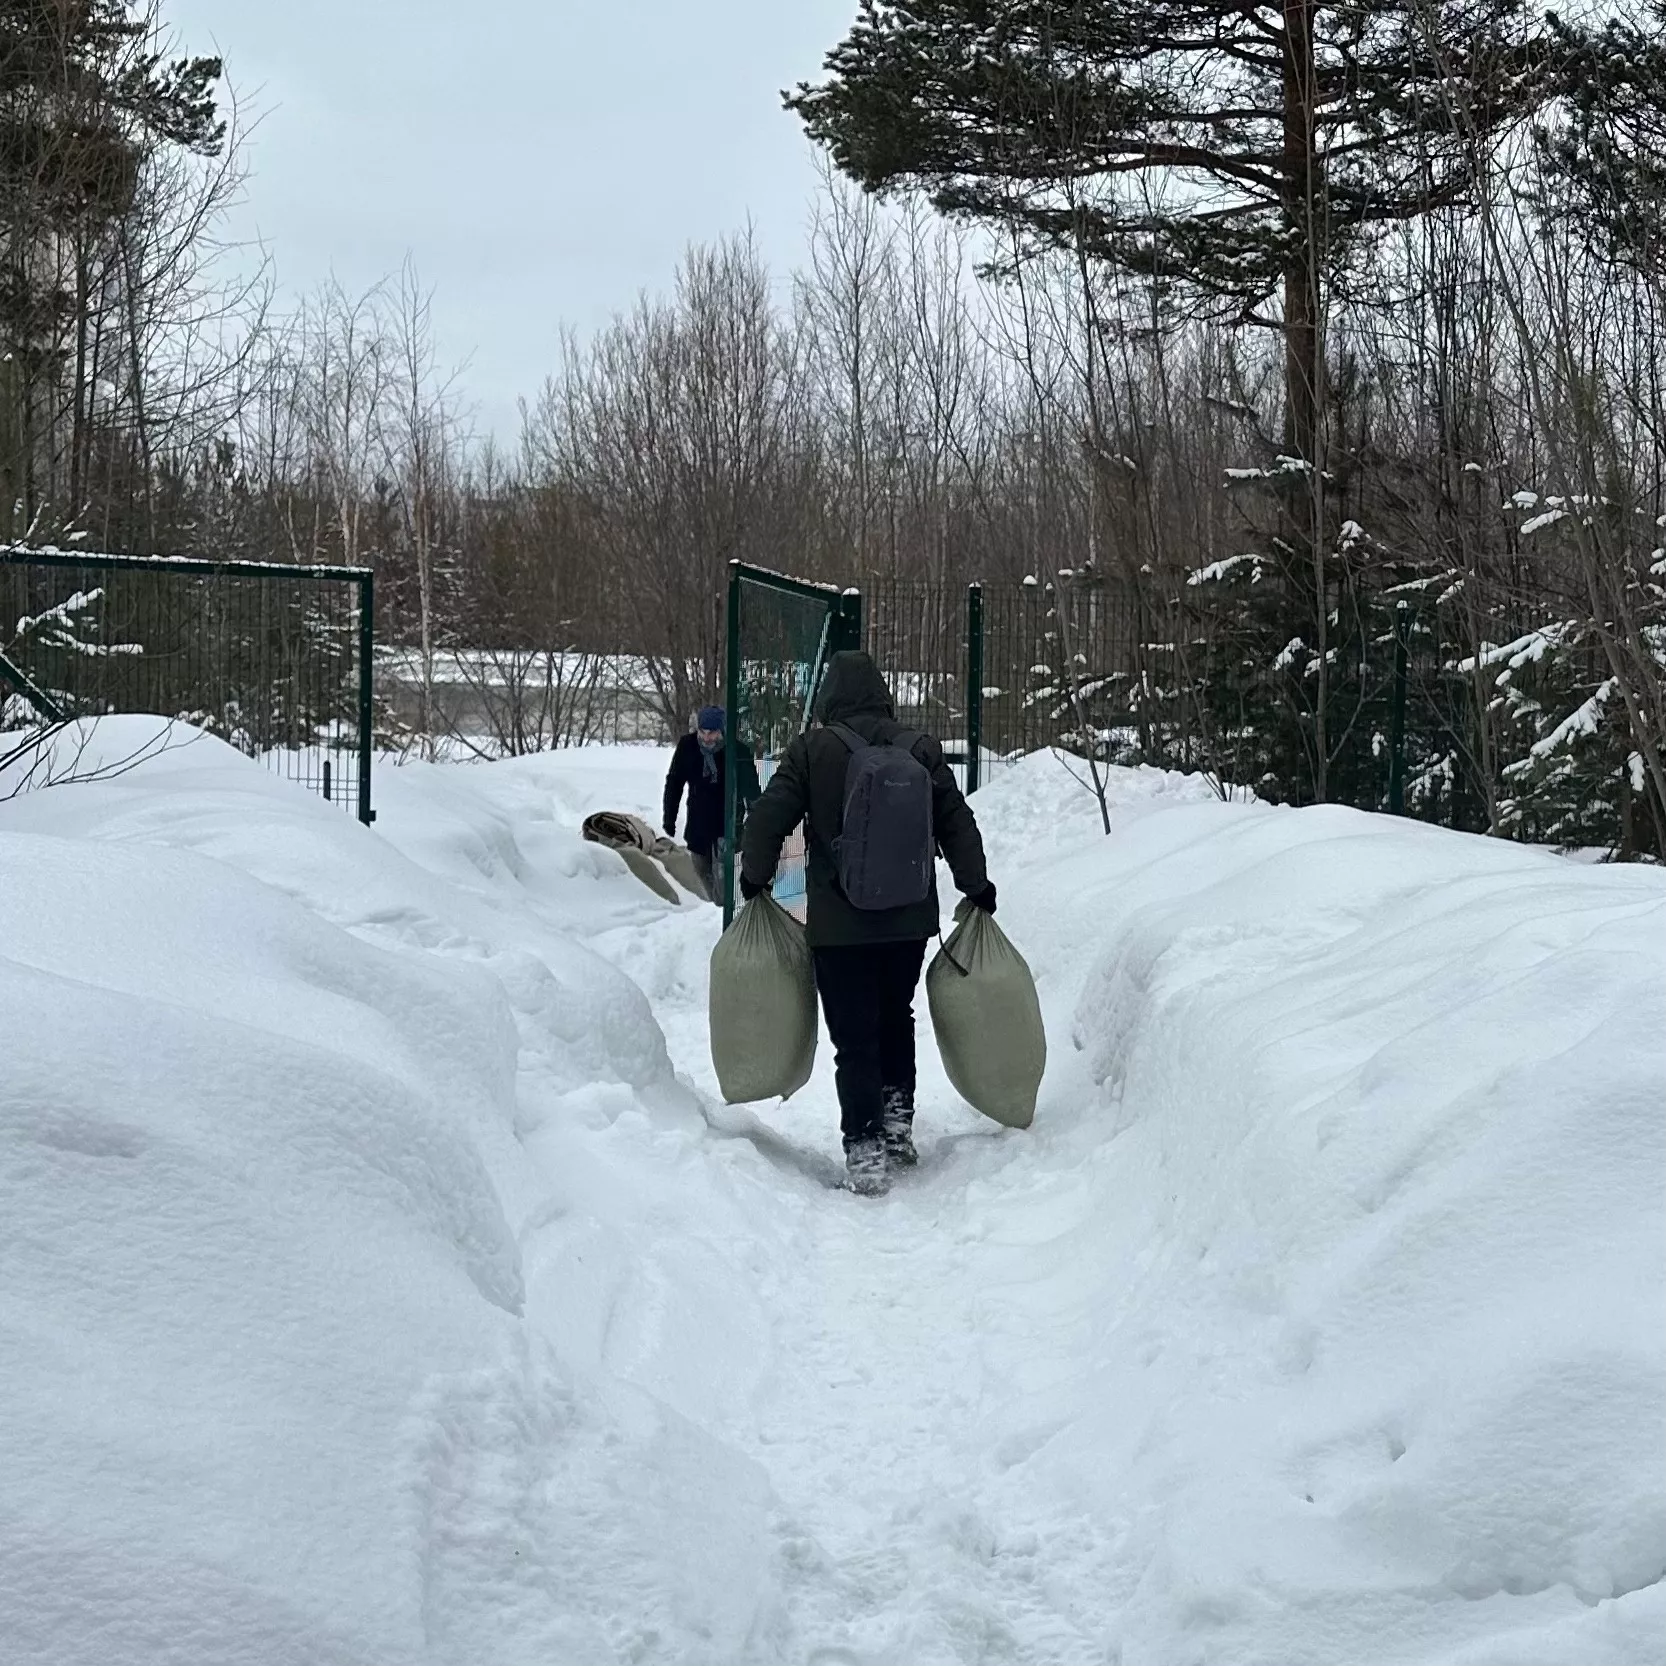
[860, 578, 985, 793]
[860, 574, 1159, 794]
[0, 548, 375, 823]
[977, 577, 1151, 767]
[856, 568, 1496, 827]
[722, 561, 862, 923]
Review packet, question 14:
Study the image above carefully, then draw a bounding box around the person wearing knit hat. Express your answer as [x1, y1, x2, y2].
[664, 705, 753, 901]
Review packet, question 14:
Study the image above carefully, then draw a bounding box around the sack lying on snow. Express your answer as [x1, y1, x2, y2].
[581, 810, 702, 904]
[927, 902, 1046, 1129]
[657, 841, 708, 900]
[709, 892, 817, 1104]
[614, 843, 682, 904]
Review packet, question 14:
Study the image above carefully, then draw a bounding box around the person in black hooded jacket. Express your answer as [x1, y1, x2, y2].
[739, 650, 996, 1194]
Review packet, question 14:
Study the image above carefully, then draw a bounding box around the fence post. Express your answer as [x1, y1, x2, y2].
[833, 587, 863, 654]
[357, 571, 375, 824]
[965, 582, 983, 794]
[1389, 603, 1410, 816]
[723, 561, 742, 926]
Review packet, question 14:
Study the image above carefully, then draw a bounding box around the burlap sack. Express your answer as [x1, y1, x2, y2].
[582, 810, 688, 905]
[653, 840, 708, 900]
[614, 844, 682, 904]
[926, 903, 1045, 1129]
[709, 892, 817, 1104]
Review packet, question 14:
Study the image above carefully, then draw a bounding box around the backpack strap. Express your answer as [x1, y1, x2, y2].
[828, 721, 928, 760]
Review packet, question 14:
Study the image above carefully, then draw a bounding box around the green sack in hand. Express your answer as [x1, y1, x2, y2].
[709, 891, 817, 1104]
[927, 901, 1046, 1129]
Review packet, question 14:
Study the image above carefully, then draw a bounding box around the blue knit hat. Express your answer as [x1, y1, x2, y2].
[697, 705, 725, 732]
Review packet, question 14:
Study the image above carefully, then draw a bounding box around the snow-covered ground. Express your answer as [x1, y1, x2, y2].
[2, 721, 1661, 1665]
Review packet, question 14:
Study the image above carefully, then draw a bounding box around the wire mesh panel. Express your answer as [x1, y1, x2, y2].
[860, 574, 1161, 792]
[723, 562, 862, 924]
[862, 578, 976, 792]
[843, 567, 1589, 836]
[971, 573, 1506, 821]
[1393, 595, 1518, 832]
[973, 578, 1153, 767]
[0, 550, 373, 822]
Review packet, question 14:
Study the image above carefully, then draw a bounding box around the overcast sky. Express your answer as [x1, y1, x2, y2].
[167, 0, 861, 440]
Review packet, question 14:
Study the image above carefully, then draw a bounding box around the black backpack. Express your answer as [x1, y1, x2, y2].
[827, 723, 935, 910]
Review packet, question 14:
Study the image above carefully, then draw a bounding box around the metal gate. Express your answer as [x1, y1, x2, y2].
[0, 548, 375, 823]
[721, 561, 862, 922]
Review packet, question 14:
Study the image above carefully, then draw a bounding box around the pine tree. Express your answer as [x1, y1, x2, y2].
[789, 0, 1545, 470]
[790, 1, 1551, 805]
[1536, 2, 1666, 276]
[1522, 12, 1666, 853]
[0, 1, 223, 532]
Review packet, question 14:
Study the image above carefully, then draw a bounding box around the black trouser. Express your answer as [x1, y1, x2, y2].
[690, 845, 717, 904]
[812, 938, 929, 1143]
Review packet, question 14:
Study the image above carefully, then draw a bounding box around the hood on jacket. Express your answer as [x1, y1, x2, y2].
[813, 650, 896, 725]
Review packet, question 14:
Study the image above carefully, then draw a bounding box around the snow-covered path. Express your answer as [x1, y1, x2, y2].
[588, 900, 1137, 1665]
[555, 748, 1666, 1665]
[2, 726, 1662, 1666]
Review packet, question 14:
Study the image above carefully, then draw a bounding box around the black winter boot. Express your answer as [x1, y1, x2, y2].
[880, 1088, 917, 1168]
[843, 1134, 890, 1196]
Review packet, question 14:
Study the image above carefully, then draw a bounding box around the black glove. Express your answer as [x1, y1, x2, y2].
[739, 872, 768, 902]
[969, 881, 997, 916]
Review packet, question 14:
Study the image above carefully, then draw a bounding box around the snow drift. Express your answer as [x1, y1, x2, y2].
[0, 722, 777, 1664]
[990, 769, 1666, 1664]
[1, 721, 1660, 1665]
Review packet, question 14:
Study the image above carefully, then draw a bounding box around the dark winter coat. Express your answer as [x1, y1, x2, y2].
[664, 734, 760, 855]
[740, 651, 989, 948]
[664, 734, 726, 854]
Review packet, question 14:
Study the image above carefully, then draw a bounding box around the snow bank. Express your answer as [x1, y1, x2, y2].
[3, 726, 1660, 1665]
[975, 755, 1666, 1664]
[0, 721, 783, 1664]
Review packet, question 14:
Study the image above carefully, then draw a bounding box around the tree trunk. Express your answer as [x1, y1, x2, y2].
[71, 245, 91, 513]
[1281, 0, 1322, 469]
[1282, 0, 1328, 801]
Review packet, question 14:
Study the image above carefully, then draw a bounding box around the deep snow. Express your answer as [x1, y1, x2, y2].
[1, 721, 1662, 1665]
